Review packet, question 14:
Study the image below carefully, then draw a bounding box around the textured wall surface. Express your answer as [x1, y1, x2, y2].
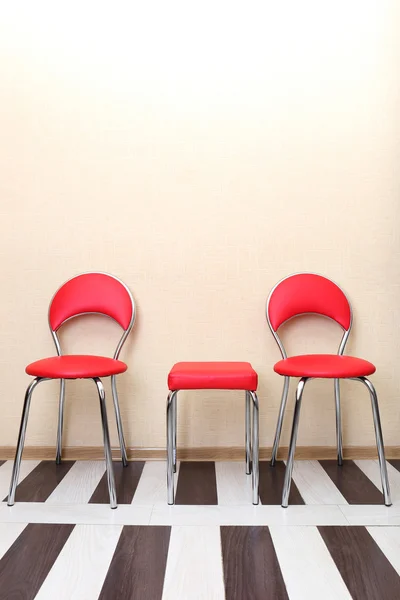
[0, 2, 399, 451]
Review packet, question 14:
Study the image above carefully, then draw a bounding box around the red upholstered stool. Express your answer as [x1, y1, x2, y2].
[166, 362, 259, 505]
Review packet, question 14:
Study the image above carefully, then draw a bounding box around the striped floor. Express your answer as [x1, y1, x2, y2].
[0, 459, 400, 598]
[0, 522, 400, 598]
[1, 458, 400, 514]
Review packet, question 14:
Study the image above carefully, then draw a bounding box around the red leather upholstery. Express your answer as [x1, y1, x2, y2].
[268, 273, 351, 331]
[168, 362, 258, 391]
[49, 273, 133, 331]
[26, 355, 127, 379]
[274, 354, 375, 378]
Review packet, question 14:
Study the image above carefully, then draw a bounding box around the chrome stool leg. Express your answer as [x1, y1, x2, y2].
[94, 377, 117, 509]
[271, 376, 290, 466]
[167, 391, 176, 504]
[334, 378, 343, 466]
[282, 378, 308, 508]
[249, 391, 259, 504]
[111, 375, 128, 467]
[8, 377, 43, 506]
[358, 377, 391, 506]
[172, 392, 177, 473]
[56, 379, 66, 464]
[245, 391, 252, 474]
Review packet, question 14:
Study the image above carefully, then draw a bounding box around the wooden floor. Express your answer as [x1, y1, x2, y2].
[0, 459, 400, 599]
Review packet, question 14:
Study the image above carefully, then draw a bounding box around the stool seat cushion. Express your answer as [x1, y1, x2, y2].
[274, 354, 376, 378]
[168, 361, 258, 391]
[26, 355, 128, 379]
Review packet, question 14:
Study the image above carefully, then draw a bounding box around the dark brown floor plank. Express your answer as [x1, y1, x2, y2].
[0, 523, 74, 600]
[99, 526, 171, 600]
[388, 459, 400, 473]
[319, 526, 400, 600]
[319, 460, 384, 504]
[89, 461, 145, 504]
[0, 461, 5, 468]
[3, 460, 75, 503]
[259, 461, 304, 505]
[175, 461, 218, 505]
[221, 526, 289, 600]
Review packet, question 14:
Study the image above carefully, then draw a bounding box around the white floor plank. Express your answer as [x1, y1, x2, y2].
[35, 524, 123, 600]
[132, 461, 180, 506]
[269, 526, 352, 600]
[367, 526, 400, 575]
[339, 504, 400, 525]
[355, 460, 398, 502]
[151, 504, 348, 526]
[162, 526, 225, 600]
[0, 502, 152, 525]
[0, 522, 27, 559]
[0, 460, 40, 502]
[215, 461, 253, 505]
[46, 461, 105, 504]
[291, 460, 348, 505]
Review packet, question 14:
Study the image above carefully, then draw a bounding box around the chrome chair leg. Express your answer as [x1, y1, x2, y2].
[358, 377, 391, 506]
[271, 376, 290, 466]
[172, 391, 177, 473]
[93, 377, 117, 509]
[8, 378, 43, 506]
[111, 375, 128, 467]
[282, 377, 308, 508]
[167, 391, 176, 505]
[245, 391, 252, 475]
[56, 379, 65, 465]
[249, 391, 259, 505]
[334, 378, 343, 466]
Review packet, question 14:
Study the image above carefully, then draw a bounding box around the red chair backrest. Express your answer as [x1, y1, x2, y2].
[49, 273, 134, 332]
[267, 273, 352, 332]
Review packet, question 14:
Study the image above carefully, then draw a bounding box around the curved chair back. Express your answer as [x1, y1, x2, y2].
[266, 273, 352, 358]
[48, 272, 135, 358]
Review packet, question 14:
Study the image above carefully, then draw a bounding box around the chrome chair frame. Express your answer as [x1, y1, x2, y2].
[166, 389, 259, 505]
[266, 272, 391, 508]
[8, 272, 135, 510]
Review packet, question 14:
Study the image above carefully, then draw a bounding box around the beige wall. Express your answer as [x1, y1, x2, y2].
[0, 2, 399, 453]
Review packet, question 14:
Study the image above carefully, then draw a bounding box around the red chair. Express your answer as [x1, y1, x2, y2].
[166, 362, 259, 504]
[267, 273, 391, 508]
[8, 272, 135, 509]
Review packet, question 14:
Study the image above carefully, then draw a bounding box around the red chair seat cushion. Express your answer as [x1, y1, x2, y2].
[26, 355, 128, 379]
[274, 354, 376, 378]
[168, 362, 258, 391]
